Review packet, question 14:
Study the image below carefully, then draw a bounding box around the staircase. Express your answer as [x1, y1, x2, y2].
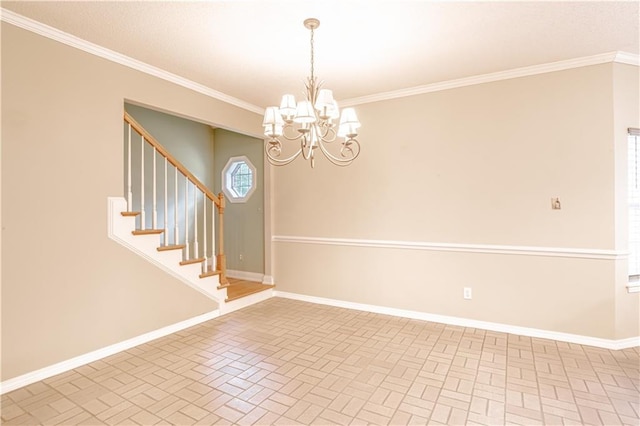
[108, 112, 273, 315]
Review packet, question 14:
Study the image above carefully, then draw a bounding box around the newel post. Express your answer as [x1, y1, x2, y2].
[216, 192, 228, 286]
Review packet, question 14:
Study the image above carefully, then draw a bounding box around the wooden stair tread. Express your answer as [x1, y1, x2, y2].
[200, 270, 222, 279]
[121, 211, 140, 217]
[157, 244, 186, 252]
[132, 229, 164, 235]
[225, 281, 275, 302]
[179, 257, 205, 266]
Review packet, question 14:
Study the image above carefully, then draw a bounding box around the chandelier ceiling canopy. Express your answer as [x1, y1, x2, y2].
[263, 18, 361, 168]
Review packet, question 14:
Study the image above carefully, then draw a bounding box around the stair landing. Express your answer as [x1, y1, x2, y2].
[225, 278, 274, 302]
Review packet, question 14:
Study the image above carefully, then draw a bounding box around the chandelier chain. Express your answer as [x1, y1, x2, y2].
[310, 26, 315, 81]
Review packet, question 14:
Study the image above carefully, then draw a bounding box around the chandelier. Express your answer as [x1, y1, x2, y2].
[263, 18, 361, 168]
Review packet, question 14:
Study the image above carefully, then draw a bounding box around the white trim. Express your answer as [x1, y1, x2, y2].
[2, 291, 634, 396]
[0, 8, 263, 115]
[226, 270, 275, 286]
[274, 291, 640, 350]
[627, 283, 640, 293]
[227, 269, 265, 283]
[340, 51, 639, 107]
[262, 275, 275, 285]
[615, 51, 640, 66]
[273, 235, 625, 260]
[2, 8, 637, 111]
[0, 310, 219, 395]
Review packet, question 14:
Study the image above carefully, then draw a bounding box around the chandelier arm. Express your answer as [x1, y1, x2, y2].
[302, 143, 316, 168]
[281, 124, 305, 142]
[300, 137, 315, 161]
[282, 132, 304, 142]
[318, 124, 337, 143]
[317, 138, 361, 166]
[265, 141, 304, 166]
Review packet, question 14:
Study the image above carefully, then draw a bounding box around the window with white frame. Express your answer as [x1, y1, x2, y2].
[629, 128, 640, 279]
[222, 156, 257, 203]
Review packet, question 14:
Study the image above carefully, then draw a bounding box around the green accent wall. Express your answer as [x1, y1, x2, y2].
[214, 129, 264, 274]
[125, 103, 215, 191]
[125, 103, 264, 274]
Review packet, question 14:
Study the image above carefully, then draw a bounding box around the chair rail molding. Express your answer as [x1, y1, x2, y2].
[272, 235, 625, 260]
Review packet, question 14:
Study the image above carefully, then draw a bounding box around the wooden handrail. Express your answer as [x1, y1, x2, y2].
[124, 111, 220, 208]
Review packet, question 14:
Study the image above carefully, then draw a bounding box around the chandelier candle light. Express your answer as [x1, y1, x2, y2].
[263, 18, 361, 168]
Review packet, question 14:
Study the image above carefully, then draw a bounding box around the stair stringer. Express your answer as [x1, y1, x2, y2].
[107, 197, 227, 304]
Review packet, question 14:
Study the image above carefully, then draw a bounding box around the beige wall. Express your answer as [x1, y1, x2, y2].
[2, 19, 637, 384]
[613, 63, 640, 339]
[272, 63, 639, 340]
[1, 23, 262, 380]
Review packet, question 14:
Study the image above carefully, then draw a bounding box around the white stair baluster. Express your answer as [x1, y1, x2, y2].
[140, 135, 145, 230]
[194, 188, 199, 262]
[163, 157, 168, 246]
[127, 124, 132, 211]
[174, 167, 179, 245]
[202, 197, 207, 274]
[152, 147, 157, 230]
[184, 178, 189, 260]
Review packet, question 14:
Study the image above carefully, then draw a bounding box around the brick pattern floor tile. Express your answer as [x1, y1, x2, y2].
[2, 297, 639, 425]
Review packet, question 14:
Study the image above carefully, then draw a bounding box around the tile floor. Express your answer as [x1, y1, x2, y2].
[1, 297, 639, 425]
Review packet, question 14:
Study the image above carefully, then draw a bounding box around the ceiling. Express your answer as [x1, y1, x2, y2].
[2, 1, 638, 111]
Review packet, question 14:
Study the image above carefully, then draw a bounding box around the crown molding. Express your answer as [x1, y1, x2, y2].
[340, 51, 639, 107]
[0, 8, 264, 115]
[615, 51, 640, 66]
[3, 8, 637, 112]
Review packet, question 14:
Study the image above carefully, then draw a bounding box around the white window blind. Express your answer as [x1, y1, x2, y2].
[629, 128, 640, 277]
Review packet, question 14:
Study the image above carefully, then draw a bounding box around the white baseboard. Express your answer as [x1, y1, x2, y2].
[262, 275, 275, 285]
[226, 270, 274, 285]
[274, 291, 640, 350]
[227, 269, 265, 283]
[0, 310, 220, 395]
[4, 292, 634, 396]
[225, 270, 274, 285]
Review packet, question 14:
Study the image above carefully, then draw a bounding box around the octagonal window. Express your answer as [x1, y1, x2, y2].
[222, 156, 257, 203]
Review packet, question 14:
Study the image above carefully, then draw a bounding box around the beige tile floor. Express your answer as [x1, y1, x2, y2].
[2, 297, 639, 425]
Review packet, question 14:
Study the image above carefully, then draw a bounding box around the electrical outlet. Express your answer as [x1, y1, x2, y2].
[463, 287, 472, 300]
[239, 254, 243, 261]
